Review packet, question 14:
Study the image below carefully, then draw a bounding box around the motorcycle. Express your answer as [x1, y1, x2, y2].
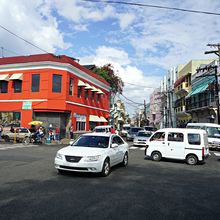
[23, 133, 46, 145]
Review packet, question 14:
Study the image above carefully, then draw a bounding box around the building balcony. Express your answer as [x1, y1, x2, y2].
[175, 105, 191, 117]
[175, 82, 190, 96]
[186, 98, 216, 112]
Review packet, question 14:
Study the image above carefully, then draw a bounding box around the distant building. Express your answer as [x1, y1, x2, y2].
[186, 60, 219, 123]
[149, 88, 162, 129]
[174, 59, 214, 127]
[0, 54, 110, 137]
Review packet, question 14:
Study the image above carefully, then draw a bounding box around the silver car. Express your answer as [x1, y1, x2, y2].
[133, 131, 152, 146]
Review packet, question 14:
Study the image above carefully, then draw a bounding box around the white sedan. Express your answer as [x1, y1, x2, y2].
[55, 133, 129, 177]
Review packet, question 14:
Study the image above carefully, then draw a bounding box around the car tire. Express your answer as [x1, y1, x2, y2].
[121, 152, 128, 167]
[151, 151, 162, 161]
[22, 137, 30, 144]
[4, 135, 10, 142]
[186, 154, 198, 165]
[101, 158, 110, 177]
[57, 169, 65, 174]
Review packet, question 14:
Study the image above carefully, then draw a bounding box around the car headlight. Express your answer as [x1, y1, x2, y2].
[84, 155, 101, 162]
[56, 153, 63, 160]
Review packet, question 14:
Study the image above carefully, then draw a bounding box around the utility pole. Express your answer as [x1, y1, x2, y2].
[144, 99, 147, 126]
[204, 44, 220, 124]
[197, 65, 220, 124]
[205, 43, 220, 63]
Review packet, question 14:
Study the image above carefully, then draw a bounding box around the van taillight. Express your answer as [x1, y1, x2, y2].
[202, 147, 204, 157]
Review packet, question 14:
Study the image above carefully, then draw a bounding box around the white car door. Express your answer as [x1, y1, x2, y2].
[114, 135, 126, 163]
[166, 132, 185, 159]
[110, 136, 120, 166]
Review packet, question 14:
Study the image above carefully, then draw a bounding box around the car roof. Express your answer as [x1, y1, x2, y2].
[82, 132, 112, 137]
[94, 125, 111, 129]
[156, 128, 207, 134]
[187, 123, 220, 128]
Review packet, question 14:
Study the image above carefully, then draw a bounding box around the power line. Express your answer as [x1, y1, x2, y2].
[120, 93, 144, 105]
[81, 0, 220, 16]
[0, 46, 21, 57]
[0, 24, 50, 54]
[124, 81, 154, 88]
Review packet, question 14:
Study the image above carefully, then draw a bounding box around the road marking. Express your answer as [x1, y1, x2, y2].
[129, 146, 146, 150]
[129, 146, 138, 149]
[0, 144, 36, 150]
[214, 152, 220, 156]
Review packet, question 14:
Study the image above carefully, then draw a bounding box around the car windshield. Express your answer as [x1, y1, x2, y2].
[94, 128, 107, 132]
[137, 132, 151, 137]
[123, 127, 130, 131]
[206, 127, 220, 138]
[130, 128, 142, 133]
[73, 136, 110, 148]
[144, 127, 154, 131]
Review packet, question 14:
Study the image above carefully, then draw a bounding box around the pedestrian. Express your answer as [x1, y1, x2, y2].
[55, 127, 60, 142]
[70, 125, 74, 139]
[110, 126, 115, 134]
[10, 126, 14, 133]
[0, 125, 3, 140]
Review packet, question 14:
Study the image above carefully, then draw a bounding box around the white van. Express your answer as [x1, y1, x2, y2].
[186, 123, 220, 149]
[145, 128, 209, 165]
[93, 125, 111, 133]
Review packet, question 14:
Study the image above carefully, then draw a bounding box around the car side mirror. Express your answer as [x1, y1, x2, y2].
[111, 143, 118, 148]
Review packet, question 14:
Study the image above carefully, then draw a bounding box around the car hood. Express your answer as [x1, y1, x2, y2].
[58, 146, 107, 156]
[134, 137, 149, 141]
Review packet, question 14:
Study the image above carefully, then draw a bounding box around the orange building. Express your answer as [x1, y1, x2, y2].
[0, 54, 110, 137]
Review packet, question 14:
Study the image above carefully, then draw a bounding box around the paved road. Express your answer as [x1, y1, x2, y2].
[0, 143, 220, 220]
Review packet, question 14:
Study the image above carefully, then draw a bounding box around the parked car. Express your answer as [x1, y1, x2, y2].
[93, 125, 111, 133]
[143, 126, 157, 132]
[126, 127, 143, 141]
[55, 133, 129, 177]
[121, 124, 131, 137]
[145, 128, 209, 165]
[133, 131, 152, 146]
[2, 127, 31, 143]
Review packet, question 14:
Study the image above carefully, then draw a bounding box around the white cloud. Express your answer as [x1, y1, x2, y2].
[79, 46, 161, 115]
[117, 13, 136, 30]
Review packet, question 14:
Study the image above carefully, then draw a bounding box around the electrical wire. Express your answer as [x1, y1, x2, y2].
[81, 0, 220, 16]
[0, 46, 21, 57]
[0, 24, 50, 54]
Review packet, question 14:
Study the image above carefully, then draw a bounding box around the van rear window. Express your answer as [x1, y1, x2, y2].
[188, 133, 201, 145]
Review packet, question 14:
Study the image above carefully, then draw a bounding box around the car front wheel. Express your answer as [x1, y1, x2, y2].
[101, 158, 110, 177]
[151, 151, 162, 161]
[121, 152, 128, 167]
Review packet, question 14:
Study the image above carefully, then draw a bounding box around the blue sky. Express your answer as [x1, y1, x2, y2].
[0, 0, 220, 115]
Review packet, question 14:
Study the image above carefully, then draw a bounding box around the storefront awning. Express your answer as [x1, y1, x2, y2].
[97, 89, 104, 94]
[91, 86, 99, 92]
[9, 73, 23, 80]
[99, 116, 108, 122]
[0, 74, 9, 81]
[187, 78, 214, 97]
[78, 80, 86, 87]
[89, 115, 101, 122]
[84, 83, 93, 90]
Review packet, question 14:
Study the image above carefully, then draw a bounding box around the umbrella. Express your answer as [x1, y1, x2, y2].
[28, 121, 43, 125]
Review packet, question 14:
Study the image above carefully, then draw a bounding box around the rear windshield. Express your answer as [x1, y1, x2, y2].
[94, 128, 109, 132]
[188, 133, 201, 145]
[130, 128, 142, 133]
[137, 132, 151, 137]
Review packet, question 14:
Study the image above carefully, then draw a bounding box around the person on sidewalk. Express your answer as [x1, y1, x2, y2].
[70, 125, 74, 139]
[110, 126, 116, 134]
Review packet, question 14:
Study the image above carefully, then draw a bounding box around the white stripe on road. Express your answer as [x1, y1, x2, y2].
[0, 144, 36, 150]
[214, 152, 220, 156]
[129, 146, 138, 149]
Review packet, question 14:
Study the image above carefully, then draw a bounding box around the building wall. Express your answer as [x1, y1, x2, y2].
[0, 54, 110, 136]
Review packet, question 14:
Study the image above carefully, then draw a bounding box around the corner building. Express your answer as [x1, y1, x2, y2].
[0, 54, 110, 137]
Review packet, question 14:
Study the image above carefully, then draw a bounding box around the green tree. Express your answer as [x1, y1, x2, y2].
[92, 64, 124, 95]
